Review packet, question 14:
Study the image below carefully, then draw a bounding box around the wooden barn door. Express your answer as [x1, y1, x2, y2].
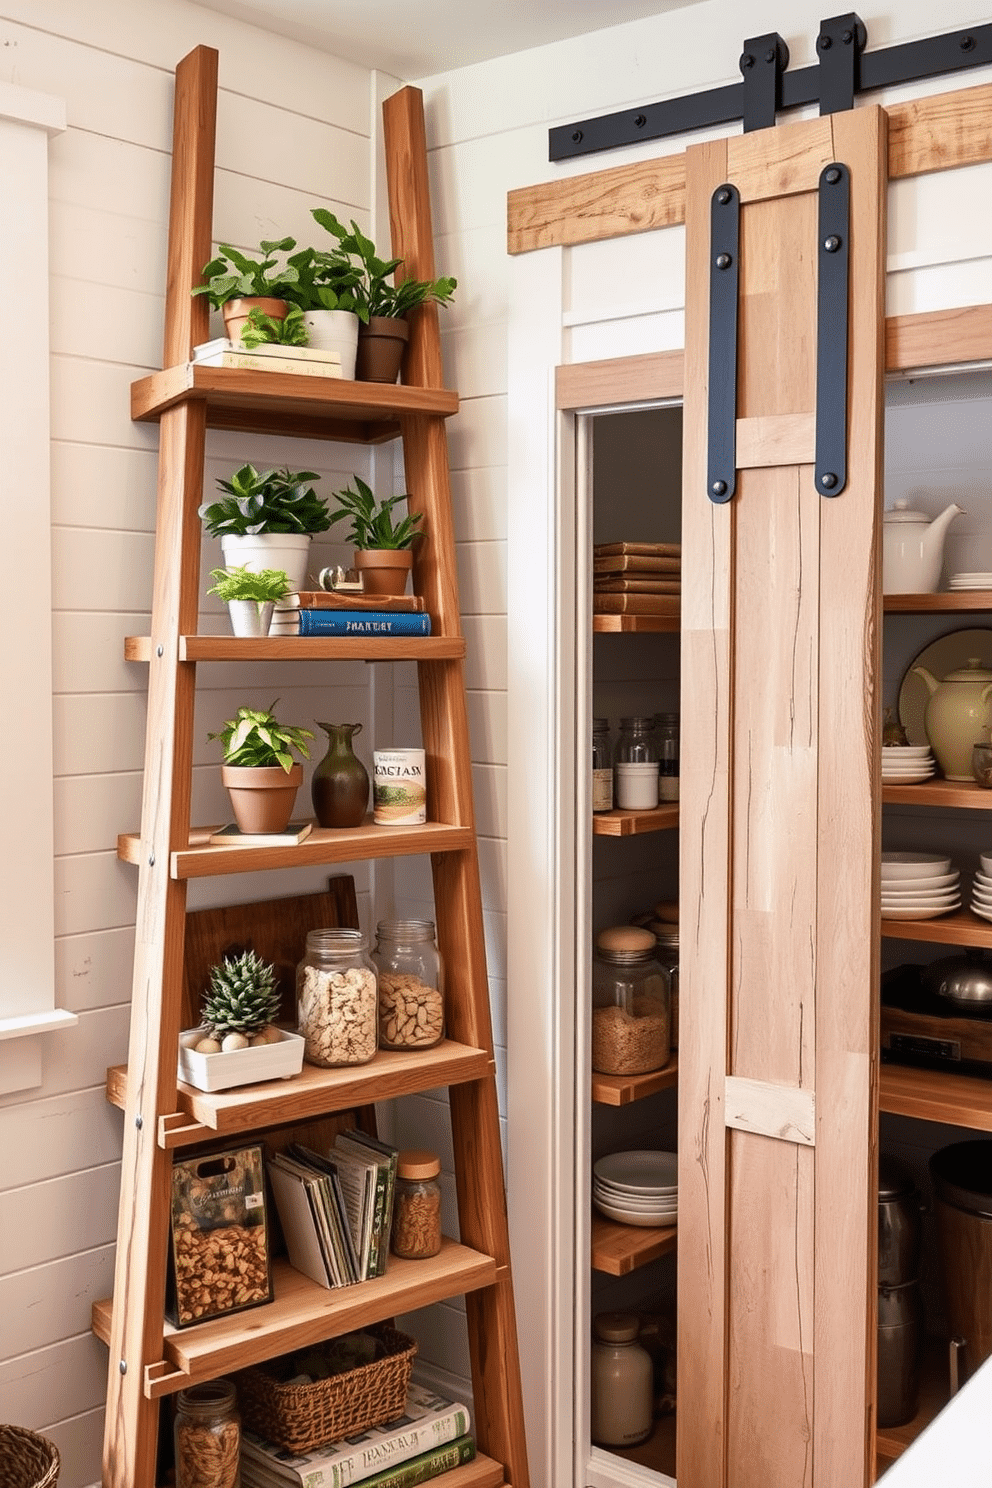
[678, 106, 887, 1488]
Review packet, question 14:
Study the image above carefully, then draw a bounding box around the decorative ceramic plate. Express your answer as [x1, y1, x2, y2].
[594, 1150, 678, 1191]
[898, 627, 992, 745]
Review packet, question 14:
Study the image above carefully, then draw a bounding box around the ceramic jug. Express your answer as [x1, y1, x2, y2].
[913, 658, 992, 780]
[311, 722, 370, 827]
[882, 500, 964, 594]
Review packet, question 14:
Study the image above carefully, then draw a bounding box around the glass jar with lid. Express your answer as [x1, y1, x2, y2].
[614, 716, 658, 765]
[371, 919, 445, 1050]
[655, 712, 680, 802]
[592, 717, 613, 812]
[590, 1312, 653, 1447]
[391, 1148, 443, 1258]
[174, 1378, 240, 1488]
[592, 926, 671, 1075]
[297, 928, 377, 1067]
[614, 717, 659, 810]
[650, 922, 679, 1051]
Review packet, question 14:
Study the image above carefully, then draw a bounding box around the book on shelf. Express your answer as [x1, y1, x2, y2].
[332, 1129, 399, 1279]
[296, 611, 432, 638]
[287, 1144, 363, 1282]
[277, 591, 427, 614]
[240, 1434, 477, 1488]
[266, 1150, 359, 1289]
[207, 820, 313, 847]
[594, 577, 682, 594]
[239, 1384, 472, 1488]
[594, 592, 681, 615]
[593, 554, 682, 575]
[593, 541, 681, 558]
[191, 338, 343, 377]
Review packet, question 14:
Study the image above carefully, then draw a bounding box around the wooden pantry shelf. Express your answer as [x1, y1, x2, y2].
[592, 1056, 679, 1106]
[880, 910, 992, 947]
[130, 363, 458, 443]
[92, 1246, 498, 1398]
[593, 612, 680, 633]
[879, 1062, 992, 1132]
[590, 1213, 677, 1276]
[884, 592, 992, 613]
[882, 778, 992, 809]
[106, 1040, 493, 1146]
[125, 635, 464, 663]
[875, 1337, 948, 1466]
[117, 821, 474, 880]
[593, 804, 680, 836]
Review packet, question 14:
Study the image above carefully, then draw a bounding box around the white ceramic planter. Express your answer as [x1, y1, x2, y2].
[178, 1027, 305, 1091]
[301, 309, 359, 379]
[221, 532, 311, 596]
[227, 599, 274, 637]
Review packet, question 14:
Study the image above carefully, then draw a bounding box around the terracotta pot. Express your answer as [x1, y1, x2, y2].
[221, 763, 302, 834]
[354, 548, 414, 597]
[356, 316, 409, 383]
[222, 297, 289, 344]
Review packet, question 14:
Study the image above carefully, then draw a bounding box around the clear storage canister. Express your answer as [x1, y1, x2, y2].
[372, 919, 445, 1050]
[593, 717, 613, 812]
[592, 926, 671, 1075]
[614, 717, 659, 810]
[297, 928, 377, 1067]
[174, 1378, 240, 1488]
[391, 1149, 443, 1259]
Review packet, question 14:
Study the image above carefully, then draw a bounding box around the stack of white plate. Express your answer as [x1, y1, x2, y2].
[882, 745, 935, 785]
[592, 1150, 677, 1228]
[971, 851, 992, 921]
[949, 572, 992, 590]
[881, 851, 959, 919]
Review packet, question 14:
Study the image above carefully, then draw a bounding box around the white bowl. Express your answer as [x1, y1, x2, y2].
[881, 852, 953, 879]
[594, 1150, 678, 1190]
[980, 853, 992, 876]
[882, 745, 932, 757]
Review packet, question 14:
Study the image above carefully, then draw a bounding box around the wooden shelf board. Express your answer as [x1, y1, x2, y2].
[602, 1415, 677, 1479]
[881, 909, 992, 947]
[131, 363, 458, 441]
[592, 1056, 679, 1106]
[590, 1213, 677, 1275]
[875, 1337, 948, 1465]
[882, 778, 992, 809]
[593, 612, 680, 633]
[593, 804, 680, 836]
[884, 592, 992, 613]
[879, 1062, 992, 1132]
[126, 635, 465, 663]
[117, 820, 475, 879]
[93, 1247, 498, 1395]
[106, 1040, 493, 1142]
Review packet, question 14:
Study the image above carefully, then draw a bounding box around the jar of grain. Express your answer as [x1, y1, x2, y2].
[174, 1378, 240, 1488]
[297, 929, 378, 1067]
[592, 926, 670, 1075]
[371, 920, 445, 1050]
[391, 1149, 443, 1259]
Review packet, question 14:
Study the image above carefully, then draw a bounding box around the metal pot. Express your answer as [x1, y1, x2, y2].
[878, 1157, 922, 1287]
[877, 1281, 923, 1428]
[922, 952, 992, 1010]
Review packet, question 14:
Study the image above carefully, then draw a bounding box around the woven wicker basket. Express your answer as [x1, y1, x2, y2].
[0, 1426, 60, 1488]
[235, 1325, 417, 1455]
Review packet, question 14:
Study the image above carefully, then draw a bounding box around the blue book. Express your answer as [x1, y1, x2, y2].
[297, 610, 432, 637]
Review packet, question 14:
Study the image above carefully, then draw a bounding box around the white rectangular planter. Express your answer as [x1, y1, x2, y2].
[178, 1027, 305, 1092]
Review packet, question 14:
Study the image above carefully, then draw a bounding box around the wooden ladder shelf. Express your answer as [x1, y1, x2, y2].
[94, 46, 529, 1488]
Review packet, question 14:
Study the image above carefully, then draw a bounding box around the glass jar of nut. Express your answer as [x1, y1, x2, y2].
[391, 1149, 443, 1259]
[371, 920, 445, 1051]
[296, 928, 378, 1067]
[174, 1378, 240, 1488]
[592, 925, 671, 1076]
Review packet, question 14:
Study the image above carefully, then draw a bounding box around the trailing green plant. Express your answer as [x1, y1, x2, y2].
[311, 210, 456, 324]
[326, 476, 424, 550]
[209, 701, 313, 773]
[203, 950, 281, 1036]
[206, 565, 291, 606]
[199, 464, 329, 537]
[240, 304, 309, 349]
[191, 237, 301, 309]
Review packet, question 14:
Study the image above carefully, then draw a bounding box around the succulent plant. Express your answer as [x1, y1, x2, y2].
[202, 950, 280, 1036]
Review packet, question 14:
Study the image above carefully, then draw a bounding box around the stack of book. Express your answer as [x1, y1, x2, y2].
[270, 592, 431, 638]
[266, 1131, 398, 1290]
[240, 1384, 474, 1488]
[593, 541, 681, 615]
[191, 338, 343, 379]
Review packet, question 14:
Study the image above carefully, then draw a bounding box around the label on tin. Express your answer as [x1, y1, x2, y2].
[373, 748, 427, 824]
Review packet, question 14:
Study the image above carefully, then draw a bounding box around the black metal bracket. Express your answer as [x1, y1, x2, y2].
[549, 14, 992, 161]
[707, 184, 740, 505]
[815, 163, 850, 498]
[740, 33, 789, 132]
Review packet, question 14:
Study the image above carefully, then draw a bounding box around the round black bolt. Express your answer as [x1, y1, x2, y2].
[740, 52, 755, 69]
[960, 34, 976, 51]
[634, 114, 646, 128]
[765, 48, 776, 63]
[842, 28, 853, 43]
[711, 480, 728, 497]
[818, 33, 832, 50]
[820, 472, 838, 490]
[825, 167, 841, 185]
[717, 187, 732, 205]
[571, 129, 583, 143]
[824, 235, 841, 253]
[716, 252, 732, 270]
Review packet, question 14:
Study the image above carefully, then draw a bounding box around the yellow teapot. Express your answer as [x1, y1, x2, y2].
[913, 657, 992, 780]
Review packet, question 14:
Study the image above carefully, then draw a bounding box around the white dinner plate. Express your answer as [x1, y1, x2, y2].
[594, 1194, 678, 1217]
[970, 882, 992, 902]
[879, 872, 958, 891]
[594, 1182, 678, 1205]
[594, 1150, 678, 1191]
[882, 746, 933, 758]
[881, 894, 961, 910]
[971, 902, 992, 923]
[898, 628, 992, 745]
[881, 901, 961, 920]
[881, 772, 937, 785]
[881, 852, 953, 879]
[593, 1195, 678, 1227]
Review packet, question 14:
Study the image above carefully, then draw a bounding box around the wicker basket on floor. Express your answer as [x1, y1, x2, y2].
[0, 1426, 61, 1488]
[235, 1325, 417, 1454]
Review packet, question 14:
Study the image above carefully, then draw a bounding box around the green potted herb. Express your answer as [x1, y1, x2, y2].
[206, 564, 291, 638]
[326, 476, 423, 596]
[199, 464, 329, 594]
[282, 246, 364, 378]
[191, 237, 301, 342]
[208, 701, 313, 834]
[239, 304, 309, 350]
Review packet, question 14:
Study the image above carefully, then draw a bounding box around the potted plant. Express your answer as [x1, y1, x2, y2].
[199, 463, 329, 594]
[240, 304, 309, 350]
[282, 245, 364, 378]
[179, 949, 305, 1091]
[209, 701, 314, 834]
[191, 237, 301, 342]
[311, 209, 456, 383]
[206, 564, 291, 638]
[326, 476, 423, 596]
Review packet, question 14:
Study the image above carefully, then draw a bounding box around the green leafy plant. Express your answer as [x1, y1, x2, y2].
[240, 304, 309, 349]
[209, 701, 313, 773]
[203, 950, 281, 1036]
[206, 565, 291, 606]
[326, 476, 423, 550]
[191, 237, 301, 309]
[311, 210, 456, 324]
[199, 464, 329, 537]
[281, 245, 364, 314]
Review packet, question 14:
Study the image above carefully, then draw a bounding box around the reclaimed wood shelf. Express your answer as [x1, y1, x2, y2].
[106, 1040, 493, 1146]
[93, 1246, 497, 1397]
[880, 909, 992, 947]
[592, 1056, 679, 1106]
[882, 778, 992, 809]
[593, 611, 680, 633]
[117, 820, 474, 880]
[593, 803, 680, 836]
[879, 1062, 992, 1132]
[875, 1337, 949, 1466]
[125, 634, 465, 663]
[884, 592, 992, 613]
[590, 1212, 677, 1275]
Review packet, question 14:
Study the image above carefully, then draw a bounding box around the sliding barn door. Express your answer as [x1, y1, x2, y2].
[678, 107, 887, 1488]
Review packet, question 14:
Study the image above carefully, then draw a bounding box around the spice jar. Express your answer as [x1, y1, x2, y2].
[590, 1312, 653, 1447]
[174, 1378, 240, 1488]
[391, 1149, 443, 1259]
[592, 926, 671, 1075]
[655, 712, 679, 802]
[593, 718, 613, 812]
[614, 717, 659, 810]
[297, 928, 377, 1068]
[372, 919, 445, 1050]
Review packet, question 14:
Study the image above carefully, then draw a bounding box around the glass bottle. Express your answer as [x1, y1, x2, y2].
[590, 1312, 653, 1447]
[371, 919, 445, 1050]
[592, 926, 671, 1075]
[391, 1149, 443, 1259]
[311, 722, 370, 828]
[592, 717, 613, 812]
[613, 717, 659, 810]
[297, 928, 378, 1067]
[174, 1378, 240, 1488]
[655, 712, 680, 802]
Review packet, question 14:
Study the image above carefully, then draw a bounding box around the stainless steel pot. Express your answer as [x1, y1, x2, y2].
[922, 951, 992, 1010]
[878, 1157, 922, 1287]
[877, 1281, 923, 1428]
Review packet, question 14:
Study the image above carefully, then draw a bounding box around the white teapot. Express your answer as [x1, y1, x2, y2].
[882, 500, 964, 594]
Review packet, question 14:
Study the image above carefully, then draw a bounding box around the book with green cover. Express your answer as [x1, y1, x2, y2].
[333, 1129, 399, 1277]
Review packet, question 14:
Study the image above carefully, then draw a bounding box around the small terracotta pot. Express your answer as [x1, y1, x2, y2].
[356, 316, 409, 383]
[222, 297, 289, 344]
[354, 548, 414, 597]
[221, 763, 302, 834]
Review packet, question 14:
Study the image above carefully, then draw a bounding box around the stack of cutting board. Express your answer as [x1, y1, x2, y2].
[594, 541, 681, 615]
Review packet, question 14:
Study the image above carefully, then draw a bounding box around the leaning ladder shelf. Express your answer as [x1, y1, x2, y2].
[93, 46, 529, 1488]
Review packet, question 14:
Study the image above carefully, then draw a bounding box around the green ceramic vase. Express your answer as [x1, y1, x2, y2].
[311, 722, 370, 828]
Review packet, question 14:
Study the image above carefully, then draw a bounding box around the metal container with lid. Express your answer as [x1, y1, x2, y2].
[930, 1140, 992, 1383]
[878, 1155, 922, 1287]
[923, 951, 992, 1011]
[592, 926, 671, 1076]
[877, 1281, 923, 1428]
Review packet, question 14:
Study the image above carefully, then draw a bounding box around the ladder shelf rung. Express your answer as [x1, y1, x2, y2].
[124, 635, 466, 662]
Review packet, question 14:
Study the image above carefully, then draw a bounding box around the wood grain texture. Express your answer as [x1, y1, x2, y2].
[131, 363, 458, 425]
[881, 779, 992, 809]
[589, 1213, 678, 1275]
[592, 803, 679, 836]
[888, 80, 992, 180]
[879, 1064, 992, 1133]
[507, 153, 685, 255]
[162, 46, 216, 369]
[886, 303, 992, 373]
[736, 413, 814, 469]
[724, 1077, 816, 1146]
[591, 1055, 679, 1107]
[727, 114, 834, 205]
[555, 350, 684, 409]
[881, 911, 992, 947]
[126, 636, 466, 662]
